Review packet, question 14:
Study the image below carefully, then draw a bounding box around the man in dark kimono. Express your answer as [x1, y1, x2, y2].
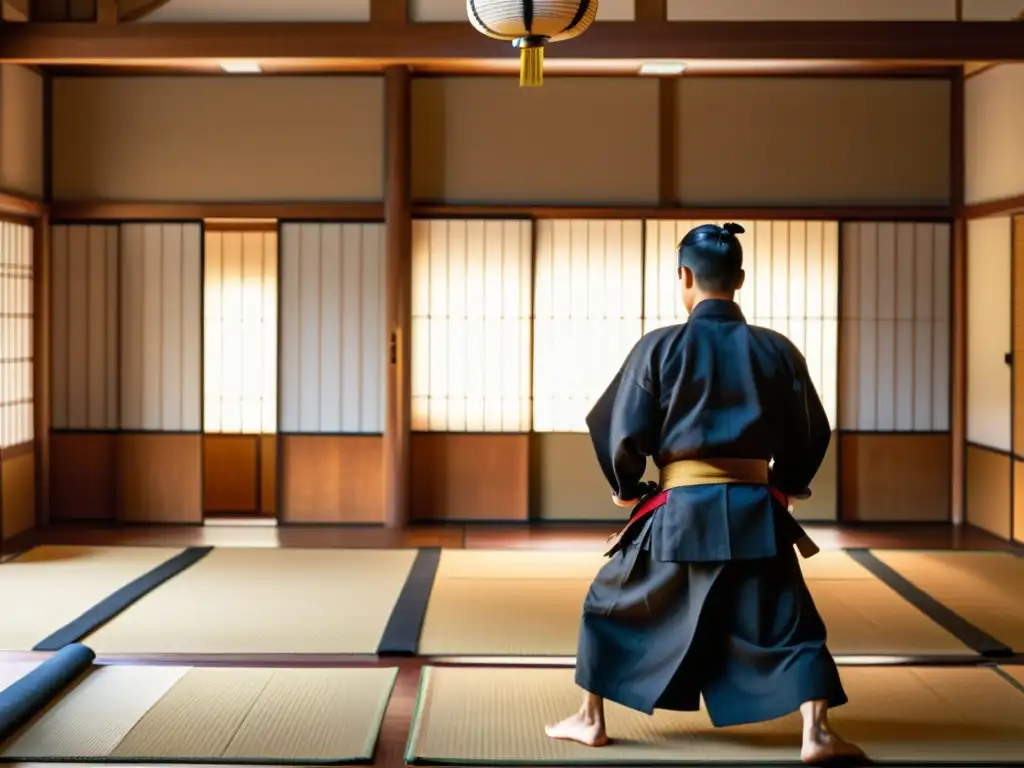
[545, 223, 863, 764]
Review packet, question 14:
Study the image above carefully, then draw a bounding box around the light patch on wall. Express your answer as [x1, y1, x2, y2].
[139, 0, 370, 21]
[966, 216, 1013, 452]
[410, 0, 634, 20]
[0, 220, 34, 449]
[411, 219, 533, 432]
[204, 230, 278, 435]
[961, 0, 1024, 19]
[840, 223, 951, 432]
[965, 63, 1024, 205]
[533, 220, 644, 433]
[279, 223, 386, 435]
[644, 220, 840, 428]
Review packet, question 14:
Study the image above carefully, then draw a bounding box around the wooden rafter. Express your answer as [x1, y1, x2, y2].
[1, 21, 1023, 63]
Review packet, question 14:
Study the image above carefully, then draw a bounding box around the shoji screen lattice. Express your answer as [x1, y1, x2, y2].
[0, 221, 34, 449]
[644, 220, 840, 427]
[411, 219, 533, 432]
[279, 223, 385, 434]
[204, 229, 278, 435]
[51, 225, 119, 431]
[533, 220, 644, 432]
[840, 222, 951, 432]
[119, 223, 202, 432]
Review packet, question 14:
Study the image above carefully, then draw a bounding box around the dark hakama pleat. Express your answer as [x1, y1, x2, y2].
[575, 517, 847, 728]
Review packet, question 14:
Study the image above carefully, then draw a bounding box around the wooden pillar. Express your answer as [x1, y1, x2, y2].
[33, 213, 51, 528]
[657, 78, 677, 206]
[383, 66, 412, 529]
[950, 69, 966, 526]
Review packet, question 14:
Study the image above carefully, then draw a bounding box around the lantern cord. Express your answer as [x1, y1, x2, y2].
[519, 45, 544, 87]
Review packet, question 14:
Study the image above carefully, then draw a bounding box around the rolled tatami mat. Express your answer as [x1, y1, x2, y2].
[406, 665, 1024, 764]
[417, 549, 973, 657]
[83, 548, 417, 655]
[0, 547, 188, 652]
[0, 665, 397, 763]
[870, 550, 1024, 652]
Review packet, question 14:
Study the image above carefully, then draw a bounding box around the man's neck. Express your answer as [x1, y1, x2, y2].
[691, 292, 736, 310]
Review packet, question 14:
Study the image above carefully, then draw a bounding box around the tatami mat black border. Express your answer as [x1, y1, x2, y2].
[377, 547, 442, 656]
[845, 549, 1014, 658]
[32, 546, 214, 652]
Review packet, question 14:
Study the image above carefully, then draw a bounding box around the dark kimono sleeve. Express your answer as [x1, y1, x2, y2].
[770, 344, 831, 497]
[585, 356, 660, 503]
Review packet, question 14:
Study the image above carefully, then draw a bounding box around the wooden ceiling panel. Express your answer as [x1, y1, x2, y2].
[962, 0, 1024, 19]
[138, 0, 372, 22]
[667, 0, 958, 21]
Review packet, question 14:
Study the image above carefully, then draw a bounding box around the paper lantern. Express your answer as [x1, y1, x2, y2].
[467, 0, 599, 87]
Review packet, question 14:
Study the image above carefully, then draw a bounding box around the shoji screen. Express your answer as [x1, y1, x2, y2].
[840, 223, 951, 432]
[119, 223, 202, 432]
[411, 219, 533, 432]
[644, 220, 840, 428]
[51, 225, 119, 431]
[533, 220, 644, 432]
[279, 223, 385, 434]
[0, 220, 33, 449]
[204, 229, 278, 435]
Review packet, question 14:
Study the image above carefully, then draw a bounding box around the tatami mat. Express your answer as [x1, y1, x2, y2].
[0, 661, 43, 692]
[418, 549, 974, 657]
[871, 550, 1024, 652]
[407, 665, 1024, 764]
[82, 548, 417, 655]
[1, 665, 397, 763]
[0, 547, 188, 652]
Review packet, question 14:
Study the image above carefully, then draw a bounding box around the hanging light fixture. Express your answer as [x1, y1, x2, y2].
[467, 0, 599, 87]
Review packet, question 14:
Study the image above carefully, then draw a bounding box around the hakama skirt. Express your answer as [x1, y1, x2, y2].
[575, 516, 848, 728]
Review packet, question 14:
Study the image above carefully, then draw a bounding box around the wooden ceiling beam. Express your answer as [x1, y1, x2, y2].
[2, 21, 1023, 63]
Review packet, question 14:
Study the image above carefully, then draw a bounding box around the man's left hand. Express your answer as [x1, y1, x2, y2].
[612, 494, 638, 508]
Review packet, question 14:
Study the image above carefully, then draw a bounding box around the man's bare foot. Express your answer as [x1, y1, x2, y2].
[800, 726, 865, 765]
[544, 711, 609, 747]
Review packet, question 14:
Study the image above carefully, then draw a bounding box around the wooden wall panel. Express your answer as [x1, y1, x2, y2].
[1015, 459, 1024, 543]
[119, 223, 202, 432]
[50, 225, 119, 431]
[965, 64, 1024, 205]
[118, 433, 201, 523]
[644, 220, 839, 428]
[202, 435, 259, 514]
[411, 219, 532, 432]
[139, 0, 371, 21]
[279, 435, 383, 523]
[51, 77, 384, 202]
[411, 78, 659, 205]
[1, 452, 35, 540]
[410, 0, 634, 20]
[0, 65, 44, 199]
[667, 0, 955, 18]
[1014, 216, 1024, 456]
[966, 217, 1012, 451]
[280, 223, 385, 434]
[965, 444, 1011, 539]
[840, 434, 951, 522]
[840, 223, 951, 432]
[792, 437, 838, 522]
[49, 432, 117, 521]
[533, 220, 643, 433]
[410, 433, 528, 521]
[675, 78, 951, 206]
[204, 229, 277, 434]
[0, 220, 34, 451]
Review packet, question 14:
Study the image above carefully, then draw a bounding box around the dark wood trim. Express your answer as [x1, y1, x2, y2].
[118, 0, 173, 22]
[965, 441, 1014, 459]
[42, 71, 52, 203]
[370, 0, 407, 24]
[951, 70, 964, 210]
[657, 78, 676, 206]
[634, 0, 666, 23]
[411, 204, 956, 221]
[50, 201, 384, 222]
[964, 194, 1024, 220]
[1, 440, 34, 460]
[383, 66, 412, 529]
[3, 21, 1024, 62]
[0, 191, 46, 219]
[203, 219, 279, 232]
